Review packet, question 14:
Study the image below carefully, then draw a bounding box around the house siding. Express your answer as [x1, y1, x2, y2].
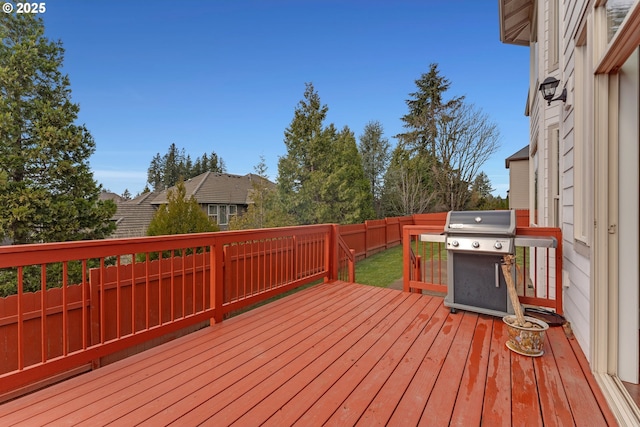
[527, 0, 592, 357]
[558, 0, 592, 359]
[508, 160, 529, 209]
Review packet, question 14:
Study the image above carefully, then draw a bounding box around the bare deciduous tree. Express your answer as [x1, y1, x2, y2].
[432, 102, 500, 210]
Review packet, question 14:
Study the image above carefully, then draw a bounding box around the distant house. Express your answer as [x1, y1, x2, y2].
[110, 191, 160, 238]
[110, 172, 275, 237]
[98, 191, 125, 204]
[504, 145, 529, 210]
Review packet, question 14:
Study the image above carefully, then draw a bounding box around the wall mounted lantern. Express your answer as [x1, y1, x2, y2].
[539, 77, 567, 105]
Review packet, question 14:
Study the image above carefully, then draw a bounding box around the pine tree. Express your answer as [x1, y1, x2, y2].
[358, 121, 390, 218]
[146, 145, 226, 191]
[277, 83, 374, 225]
[277, 82, 330, 224]
[394, 64, 500, 211]
[229, 156, 294, 229]
[147, 180, 218, 236]
[323, 126, 374, 224]
[0, 13, 116, 244]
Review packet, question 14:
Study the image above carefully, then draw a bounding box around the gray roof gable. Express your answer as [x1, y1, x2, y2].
[150, 172, 275, 205]
[505, 145, 529, 168]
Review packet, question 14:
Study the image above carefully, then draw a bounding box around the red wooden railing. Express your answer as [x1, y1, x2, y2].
[0, 210, 561, 401]
[0, 224, 355, 400]
[338, 216, 413, 260]
[403, 213, 563, 315]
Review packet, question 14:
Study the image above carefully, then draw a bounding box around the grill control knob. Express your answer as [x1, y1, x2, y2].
[494, 242, 502, 250]
[472, 241, 480, 248]
[451, 240, 459, 247]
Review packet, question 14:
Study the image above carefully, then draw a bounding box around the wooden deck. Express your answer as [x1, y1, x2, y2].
[0, 282, 617, 426]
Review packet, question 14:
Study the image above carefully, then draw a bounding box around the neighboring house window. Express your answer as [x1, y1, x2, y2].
[574, 25, 593, 247]
[207, 204, 238, 225]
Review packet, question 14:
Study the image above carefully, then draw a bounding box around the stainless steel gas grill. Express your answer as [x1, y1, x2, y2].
[420, 210, 559, 317]
[421, 210, 518, 317]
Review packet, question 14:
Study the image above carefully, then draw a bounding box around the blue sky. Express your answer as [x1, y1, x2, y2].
[41, 0, 530, 197]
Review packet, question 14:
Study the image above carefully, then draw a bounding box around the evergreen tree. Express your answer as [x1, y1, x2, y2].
[277, 82, 329, 224]
[147, 180, 218, 236]
[395, 64, 500, 211]
[0, 13, 116, 244]
[230, 156, 294, 229]
[146, 145, 225, 191]
[277, 83, 373, 225]
[397, 63, 463, 156]
[358, 121, 390, 218]
[323, 126, 374, 224]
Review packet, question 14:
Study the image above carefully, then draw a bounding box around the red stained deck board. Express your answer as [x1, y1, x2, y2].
[354, 300, 451, 427]
[0, 282, 619, 427]
[533, 330, 575, 427]
[546, 326, 609, 427]
[324, 296, 443, 427]
[481, 318, 512, 427]
[164, 287, 400, 426]
[222, 289, 404, 426]
[386, 308, 464, 426]
[1, 281, 348, 424]
[117, 285, 390, 426]
[258, 292, 421, 427]
[449, 314, 494, 427]
[511, 349, 543, 427]
[419, 311, 481, 427]
[292, 293, 433, 427]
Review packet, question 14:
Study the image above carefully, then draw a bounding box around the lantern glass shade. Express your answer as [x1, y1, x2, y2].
[539, 77, 560, 101]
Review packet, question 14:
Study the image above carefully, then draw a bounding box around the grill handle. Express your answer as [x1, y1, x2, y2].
[495, 263, 500, 288]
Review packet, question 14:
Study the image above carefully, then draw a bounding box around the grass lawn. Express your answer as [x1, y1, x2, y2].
[355, 244, 404, 288]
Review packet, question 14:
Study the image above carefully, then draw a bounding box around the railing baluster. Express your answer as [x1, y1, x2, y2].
[116, 255, 121, 338]
[170, 249, 175, 322]
[41, 264, 46, 363]
[82, 260, 88, 350]
[131, 253, 135, 334]
[100, 258, 105, 344]
[62, 262, 68, 356]
[158, 251, 163, 326]
[17, 266, 24, 370]
[145, 253, 150, 330]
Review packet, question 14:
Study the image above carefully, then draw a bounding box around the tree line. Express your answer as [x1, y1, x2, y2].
[231, 73, 505, 230]
[1, 12, 507, 248]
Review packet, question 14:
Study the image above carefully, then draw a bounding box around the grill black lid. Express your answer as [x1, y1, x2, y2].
[444, 210, 516, 236]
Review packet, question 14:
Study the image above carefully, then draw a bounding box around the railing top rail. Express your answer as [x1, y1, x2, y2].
[0, 224, 335, 268]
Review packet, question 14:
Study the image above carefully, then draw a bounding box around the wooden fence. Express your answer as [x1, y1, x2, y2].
[338, 216, 413, 260]
[0, 225, 354, 400]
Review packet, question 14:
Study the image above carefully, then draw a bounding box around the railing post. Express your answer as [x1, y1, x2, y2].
[555, 229, 563, 315]
[403, 226, 411, 292]
[349, 249, 356, 283]
[328, 225, 339, 282]
[414, 255, 422, 294]
[210, 242, 224, 325]
[363, 220, 367, 258]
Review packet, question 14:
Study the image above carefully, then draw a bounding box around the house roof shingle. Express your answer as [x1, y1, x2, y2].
[109, 191, 160, 239]
[150, 172, 274, 205]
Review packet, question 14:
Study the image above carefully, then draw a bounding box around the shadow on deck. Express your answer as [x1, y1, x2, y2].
[0, 281, 617, 426]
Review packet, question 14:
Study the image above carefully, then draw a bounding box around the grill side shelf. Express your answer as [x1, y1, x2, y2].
[514, 236, 557, 248]
[419, 233, 446, 243]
